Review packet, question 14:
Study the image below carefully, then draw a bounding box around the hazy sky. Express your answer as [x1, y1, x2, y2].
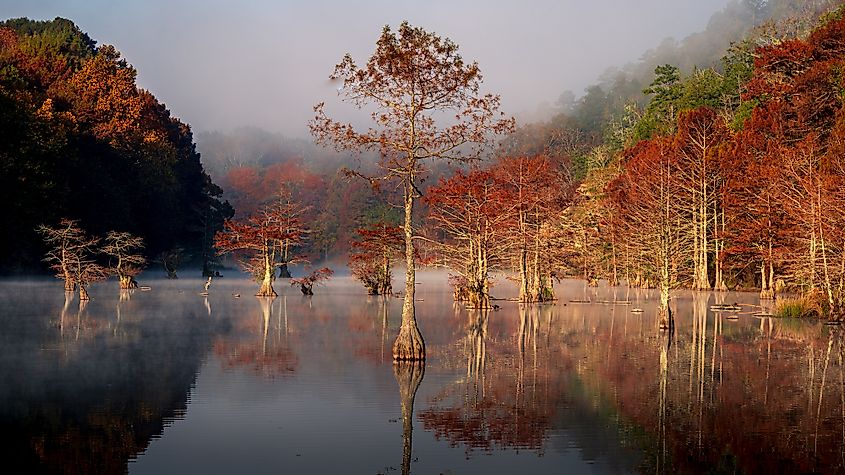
[2, 0, 732, 137]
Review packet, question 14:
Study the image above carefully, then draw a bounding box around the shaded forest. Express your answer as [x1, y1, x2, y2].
[0, 18, 232, 274]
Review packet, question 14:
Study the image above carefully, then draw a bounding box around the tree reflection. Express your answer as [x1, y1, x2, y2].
[1, 288, 213, 474]
[586, 297, 845, 472]
[419, 304, 557, 453]
[467, 310, 488, 394]
[213, 296, 298, 377]
[657, 327, 672, 473]
[394, 360, 424, 475]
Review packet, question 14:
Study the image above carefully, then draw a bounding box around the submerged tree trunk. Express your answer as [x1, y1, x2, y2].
[393, 186, 425, 361]
[380, 255, 393, 296]
[61, 248, 75, 291]
[394, 360, 425, 475]
[466, 238, 491, 309]
[279, 239, 292, 278]
[63, 274, 75, 291]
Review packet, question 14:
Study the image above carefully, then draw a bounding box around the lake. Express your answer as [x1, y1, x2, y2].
[0, 273, 842, 474]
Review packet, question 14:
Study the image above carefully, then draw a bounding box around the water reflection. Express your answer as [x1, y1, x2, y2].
[394, 361, 424, 475]
[0, 281, 212, 474]
[420, 304, 557, 453]
[213, 296, 297, 378]
[0, 278, 844, 473]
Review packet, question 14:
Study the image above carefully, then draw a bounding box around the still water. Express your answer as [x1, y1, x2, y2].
[0, 273, 843, 474]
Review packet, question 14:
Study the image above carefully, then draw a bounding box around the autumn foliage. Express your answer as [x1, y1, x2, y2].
[214, 190, 309, 297]
[594, 9, 845, 320]
[0, 18, 231, 273]
[348, 222, 403, 296]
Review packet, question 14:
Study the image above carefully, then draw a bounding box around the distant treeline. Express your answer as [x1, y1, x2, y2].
[193, 0, 835, 263]
[0, 17, 232, 273]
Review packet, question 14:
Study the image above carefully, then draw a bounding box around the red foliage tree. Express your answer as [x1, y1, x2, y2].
[493, 155, 573, 302]
[427, 168, 510, 309]
[348, 222, 403, 296]
[290, 267, 333, 296]
[609, 137, 685, 329]
[310, 22, 514, 360]
[215, 191, 309, 297]
[721, 103, 790, 298]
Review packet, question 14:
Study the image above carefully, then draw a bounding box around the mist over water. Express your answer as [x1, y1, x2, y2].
[0, 272, 842, 473]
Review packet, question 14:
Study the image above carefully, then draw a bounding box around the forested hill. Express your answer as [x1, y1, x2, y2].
[0, 18, 232, 273]
[511, 0, 841, 172]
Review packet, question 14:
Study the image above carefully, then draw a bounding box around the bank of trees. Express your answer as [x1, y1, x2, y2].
[335, 6, 845, 325]
[426, 155, 573, 308]
[583, 7, 845, 321]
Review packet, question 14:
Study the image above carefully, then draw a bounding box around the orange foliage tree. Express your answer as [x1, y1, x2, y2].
[215, 191, 309, 297]
[311, 21, 514, 360]
[427, 169, 510, 309]
[348, 222, 403, 296]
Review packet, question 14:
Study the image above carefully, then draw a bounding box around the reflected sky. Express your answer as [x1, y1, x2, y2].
[0, 275, 842, 474]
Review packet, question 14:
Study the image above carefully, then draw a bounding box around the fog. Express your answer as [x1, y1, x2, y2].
[2, 0, 732, 136]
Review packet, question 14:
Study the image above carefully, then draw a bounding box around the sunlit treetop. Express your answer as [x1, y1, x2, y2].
[311, 20, 515, 181]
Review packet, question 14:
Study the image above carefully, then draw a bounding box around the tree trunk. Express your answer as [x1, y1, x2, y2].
[381, 255, 393, 296]
[715, 205, 728, 291]
[61, 248, 75, 291]
[279, 240, 292, 278]
[760, 261, 774, 300]
[257, 263, 277, 297]
[63, 271, 75, 291]
[278, 262, 292, 279]
[393, 186, 425, 361]
[519, 247, 529, 303]
[658, 285, 673, 331]
[79, 284, 90, 301]
[467, 240, 490, 309]
[119, 274, 138, 290]
[394, 361, 424, 475]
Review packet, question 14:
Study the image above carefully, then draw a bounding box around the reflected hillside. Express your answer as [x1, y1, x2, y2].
[0, 282, 215, 474]
[566, 290, 845, 473]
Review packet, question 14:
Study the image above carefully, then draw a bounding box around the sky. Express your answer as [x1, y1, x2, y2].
[1, 0, 733, 137]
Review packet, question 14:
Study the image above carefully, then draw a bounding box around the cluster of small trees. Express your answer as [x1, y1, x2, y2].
[214, 188, 332, 297]
[348, 222, 403, 296]
[37, 219, 145, 300]
[426, 155, 573, 309]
